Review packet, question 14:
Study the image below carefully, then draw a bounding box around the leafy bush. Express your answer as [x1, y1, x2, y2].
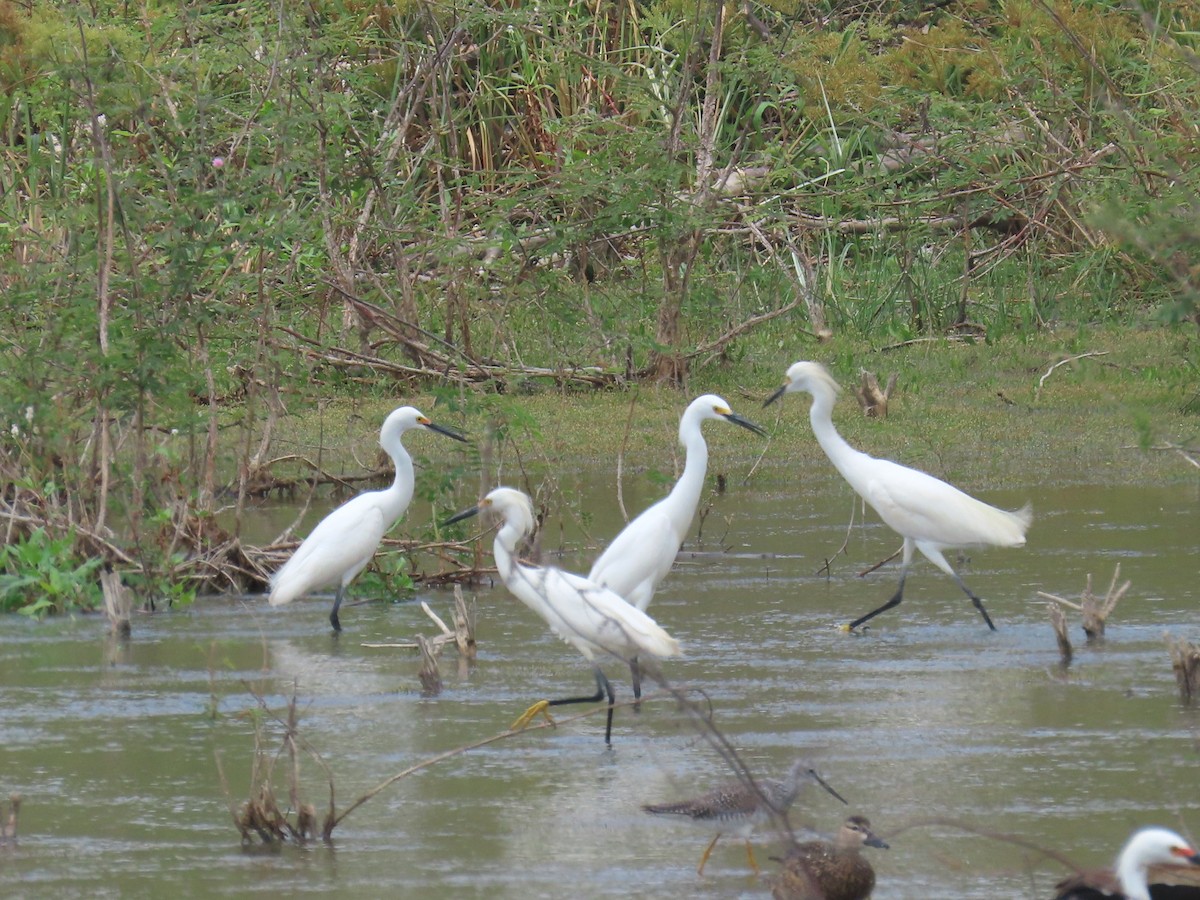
[0, 527, 103, 617]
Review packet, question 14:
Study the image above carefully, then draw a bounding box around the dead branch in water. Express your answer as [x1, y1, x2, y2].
[1038, 564, 1130, 641]
[360, 593, 477, 659]
[1166, 634, 1200, 706]
[452, 586, 477, 660]
[416, 634, 442, 696]
[100, 568, 134, 637]
[1049, 603, 1073, 668]
[1, 793, 20, 846]
[215, 683, 333, 846]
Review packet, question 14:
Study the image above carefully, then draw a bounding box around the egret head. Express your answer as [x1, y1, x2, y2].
[380, 406, 467, 448]
[764, 361, 842, 406]
[683, 394, 768, 438]
[442, 486, 536, 540]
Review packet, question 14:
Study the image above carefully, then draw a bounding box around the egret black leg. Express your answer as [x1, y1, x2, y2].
[629, 656, 642, 708]
[329, 585, 345, 632]
[548, 668, 615, 743]
[953, 574, 997, 631]
[848, 574, 906, 631]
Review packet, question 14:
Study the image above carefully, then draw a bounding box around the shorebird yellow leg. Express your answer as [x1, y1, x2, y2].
[744, 840, 760, 874]
[697, 832, 723, 876]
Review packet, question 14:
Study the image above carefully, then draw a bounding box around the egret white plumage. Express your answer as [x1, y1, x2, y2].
[765, 361, 1031, 631]
[442, 487, 681, 744]
[588, 394, 765, 696]
[268, 406, 467, 632]
[1052, 826, 1200, 900]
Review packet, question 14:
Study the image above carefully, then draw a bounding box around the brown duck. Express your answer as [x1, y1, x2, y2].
[771, 815, 888, 900]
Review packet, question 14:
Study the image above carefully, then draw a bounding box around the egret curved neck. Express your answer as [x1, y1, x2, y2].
[492, 522, 522, 583]
[807, 389, 860, 479]
[384, 443, 415, 517]
[667, 426, 710, 530]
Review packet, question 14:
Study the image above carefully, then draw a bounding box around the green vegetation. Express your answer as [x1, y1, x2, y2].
[0, 526, 103, 616]
[0, 0, 1197, 614]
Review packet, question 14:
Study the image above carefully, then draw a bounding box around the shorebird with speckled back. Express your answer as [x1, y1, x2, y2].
[771, 815, 889, 900]
[642, 759, 847, 876]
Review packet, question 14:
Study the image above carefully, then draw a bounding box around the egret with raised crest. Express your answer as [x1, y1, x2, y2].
[443, 487, 681, 744]
[765, 361, 1031, 631]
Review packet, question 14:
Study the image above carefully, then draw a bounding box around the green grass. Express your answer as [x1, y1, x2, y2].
[265, 326, 1198, 493]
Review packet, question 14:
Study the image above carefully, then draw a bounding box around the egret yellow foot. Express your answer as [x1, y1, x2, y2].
[838, 622, 854, 634]
[510, 699, 555, 731]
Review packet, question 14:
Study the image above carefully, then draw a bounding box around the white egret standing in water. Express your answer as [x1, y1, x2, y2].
[443, 487, 681, 744]
[765, 361, 1031, 631]
[588, 394, 765, 695]
[269, 406, 467, 631]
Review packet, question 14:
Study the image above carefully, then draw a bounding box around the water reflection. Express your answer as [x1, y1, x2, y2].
[0, 474, 1196, 898]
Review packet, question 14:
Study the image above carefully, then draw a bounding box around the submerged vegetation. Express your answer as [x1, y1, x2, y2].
[0, 0, 1197, 613]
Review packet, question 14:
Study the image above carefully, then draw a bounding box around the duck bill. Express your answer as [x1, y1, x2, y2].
[865, 833, 890, 849]
[425, 421, 468, 443]
[441, 504, 481, 528]
[811, 770, 848, 805]
[763, 384, 788, 407]
[725, 411, 768, 436]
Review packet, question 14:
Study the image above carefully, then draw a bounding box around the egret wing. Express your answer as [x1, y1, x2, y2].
[863, 461, 1029, 548]
[588, 503, 681, 611]
[269, 496, 389, 605]
[549, 568, 681, 660]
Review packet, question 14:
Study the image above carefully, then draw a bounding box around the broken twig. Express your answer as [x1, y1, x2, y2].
[1038, 564, 1129, 641]
[1049, 604, 1072, 668]
[1035, 351, 1108, 399]
[1166, 634, 1200, 706]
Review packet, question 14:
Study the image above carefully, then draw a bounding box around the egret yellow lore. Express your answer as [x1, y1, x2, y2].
[443, 487, 681, 744]
[268, 406, 467, 632]
[765, 361, 1031, 631]
[588, 394, 765, 697]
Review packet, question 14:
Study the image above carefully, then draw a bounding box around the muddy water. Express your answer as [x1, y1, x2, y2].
[1, 466, 1198, 899]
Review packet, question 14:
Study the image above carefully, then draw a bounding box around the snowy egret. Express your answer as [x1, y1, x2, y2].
[1052, 826, 1200, 900]
[765, 361, 1031, 631]
[642, 759, 847, 876]
[442, 487, 681, 744]
[268, 406, 467, 632]
[588, 394, 765, 697]
[771, 815, 889, 900]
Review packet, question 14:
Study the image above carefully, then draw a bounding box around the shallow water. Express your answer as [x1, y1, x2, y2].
[2, 465, 1198, 899]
